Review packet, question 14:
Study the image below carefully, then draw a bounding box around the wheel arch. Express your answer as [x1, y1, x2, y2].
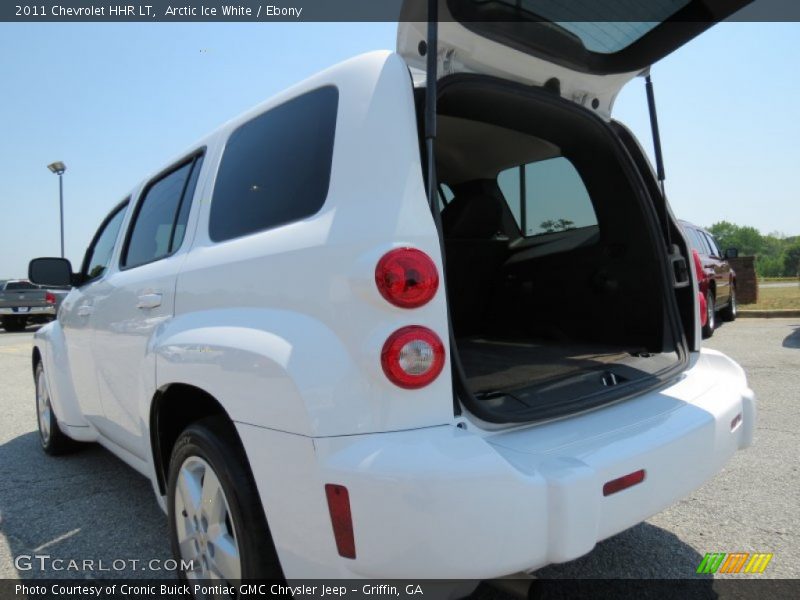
[150, 383, 244, 496]
[32, 345, 42, 375]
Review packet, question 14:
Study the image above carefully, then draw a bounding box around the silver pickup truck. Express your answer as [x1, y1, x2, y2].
[0, 279, 68, 332]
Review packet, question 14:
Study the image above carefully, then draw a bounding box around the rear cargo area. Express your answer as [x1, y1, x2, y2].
[430, 78, 685, 422]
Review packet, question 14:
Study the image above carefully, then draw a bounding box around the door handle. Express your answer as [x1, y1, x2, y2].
[136, 293, 162, 309]
[77, 305, 93, 317]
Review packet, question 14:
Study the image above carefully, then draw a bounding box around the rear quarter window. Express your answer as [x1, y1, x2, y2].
[209, 86, 338, 242]
[497, 157, 597, 237]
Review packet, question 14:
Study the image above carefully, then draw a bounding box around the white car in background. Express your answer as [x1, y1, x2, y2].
[28, 0, 755, 586]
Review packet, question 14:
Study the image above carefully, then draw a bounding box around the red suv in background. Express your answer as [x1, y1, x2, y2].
[681, 220, 738, 338]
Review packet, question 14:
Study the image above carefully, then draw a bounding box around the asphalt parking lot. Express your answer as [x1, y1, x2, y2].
[0, 319, 798, 584]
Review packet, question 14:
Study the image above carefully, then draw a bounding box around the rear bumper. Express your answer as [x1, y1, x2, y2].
[0, 306, 54, 315]
[238, 348, 754, 579]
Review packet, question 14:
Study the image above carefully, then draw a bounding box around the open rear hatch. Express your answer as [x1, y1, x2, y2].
[399, 0, 752, 117]
[430, 79, 686, 423]
[399, 0, 751, 423]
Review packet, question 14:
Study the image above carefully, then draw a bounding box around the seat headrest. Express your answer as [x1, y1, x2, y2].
[441, 185, 504, 239]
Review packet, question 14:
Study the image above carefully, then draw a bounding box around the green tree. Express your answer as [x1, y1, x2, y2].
[757, 255, 783, 278]
[782, 241, 800, 277]
[540, 218, 576, 233]
[707, 221, 764, 257]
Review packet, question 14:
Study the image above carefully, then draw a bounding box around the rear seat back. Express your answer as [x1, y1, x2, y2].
[441, 181, 510, 334]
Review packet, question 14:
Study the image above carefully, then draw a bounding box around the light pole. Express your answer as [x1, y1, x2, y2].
[47, 161, 67, 258]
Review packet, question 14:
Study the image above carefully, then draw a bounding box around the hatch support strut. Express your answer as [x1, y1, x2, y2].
[644, 73, 666, 198]
[644, 72, 690, 288]
[424, 0, 439, 211]
[422, 0, 470, 416]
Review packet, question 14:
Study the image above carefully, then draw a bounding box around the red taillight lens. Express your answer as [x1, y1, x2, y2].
[375, 248, 439, 308]
[45, 292, 56, 304]
[324, 484, 355, 559]
[692, 249, 706, 283]
[698, 291, 708, 327]
[692, 250, 708, 327]
[603, 469, 646, 496]
[381, 326, 445, 389]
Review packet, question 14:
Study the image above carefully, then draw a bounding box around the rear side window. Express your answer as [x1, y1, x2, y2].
[684, 227, 710, 255]
[703, 232, 721, 257]
[84, 203, 128, 282]
[209, 86, 338, 242]
[498, 157, 598, 237]
[122, 155, 203, 269]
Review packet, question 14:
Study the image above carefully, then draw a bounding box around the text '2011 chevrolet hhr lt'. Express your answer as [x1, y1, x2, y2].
[28, 0, 756, 585]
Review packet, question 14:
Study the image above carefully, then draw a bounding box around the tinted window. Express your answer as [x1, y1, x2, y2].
[466, 1, 690, 54]
[498, 157, 598, 237]
[209, 86, 338, 242]
[497, 167, 521, 224]
[684, 227, 711, 255]
[437, 183, 455, 211]
[703, 232, 721, 257]
[171, 155, 204, 252]
[123, 156, 202, 269]
[84, 204, 128, 282]
[5, 281, 37, 290]
[683, 227, 701, 253]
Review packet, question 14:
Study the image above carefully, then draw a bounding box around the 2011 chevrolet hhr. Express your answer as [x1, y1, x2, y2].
[29, 0, 756, 585]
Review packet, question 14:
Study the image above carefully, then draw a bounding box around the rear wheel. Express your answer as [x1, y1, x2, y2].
[702, 290, 716, 338]
[167, 418, 283, 585]
[35, 362, 79, 455]
[721, 285, 737, 322]
[2, 316, 27, 332]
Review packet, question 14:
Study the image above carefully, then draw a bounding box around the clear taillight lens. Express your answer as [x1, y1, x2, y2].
[381, 326, 445, 389]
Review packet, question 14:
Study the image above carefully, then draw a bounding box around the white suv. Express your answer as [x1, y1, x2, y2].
[29, 2, 756, 584]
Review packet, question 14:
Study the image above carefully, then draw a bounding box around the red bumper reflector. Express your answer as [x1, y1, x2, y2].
[325, 484, 356, 559]
[603, 469, 646, 496]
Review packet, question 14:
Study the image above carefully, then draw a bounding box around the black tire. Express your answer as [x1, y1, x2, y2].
[35, 362, 79, 455]
[721, 285, 737, 322]
[702, 290, 716, 339]
[2, 316, 27, 332]
[167, 417, 283, 584]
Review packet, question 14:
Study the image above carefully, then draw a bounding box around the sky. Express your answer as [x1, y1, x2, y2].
[0, 21, 798, 278]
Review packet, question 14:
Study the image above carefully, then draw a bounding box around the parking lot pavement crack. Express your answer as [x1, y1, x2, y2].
[755, 426, 798, 435]
[0, 469, 123, 491]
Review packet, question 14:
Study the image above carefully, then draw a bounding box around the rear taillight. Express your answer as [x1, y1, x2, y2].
[692, 249, 706, 283]
[324, 484, 355, 559]
[375, 248, 438, 308]
[45, 292, 56, 305]
[381, 326, 445, 389]
[692, 250, 708, 327]
[698, 291, 708, 327]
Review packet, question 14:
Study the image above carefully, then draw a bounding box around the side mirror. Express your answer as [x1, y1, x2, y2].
[29, 257, 74, 287]
[724, 248, 739, 260]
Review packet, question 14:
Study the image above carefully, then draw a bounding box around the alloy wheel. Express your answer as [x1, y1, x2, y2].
[36, 369, 52, 445]
[174, 456, 241, 584]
